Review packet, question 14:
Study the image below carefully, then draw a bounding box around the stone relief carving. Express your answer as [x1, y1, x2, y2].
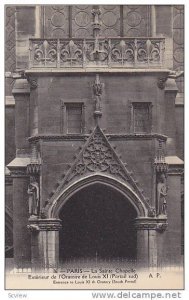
[48, 126, 150, 211]
[154, 140, 168, 217]
[30, 37, 164, 69]
[93, 74, 103, 114]
[27, 177, 40, 217]
[157, 173, 167, 216]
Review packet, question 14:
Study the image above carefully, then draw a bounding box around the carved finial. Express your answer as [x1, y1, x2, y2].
[91, 7, 101, 38]
[154, 140, 168, 173]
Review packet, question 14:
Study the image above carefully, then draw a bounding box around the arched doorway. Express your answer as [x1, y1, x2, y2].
[59, 183, 137, 263]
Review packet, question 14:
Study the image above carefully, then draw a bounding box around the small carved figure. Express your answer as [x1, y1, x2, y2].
[27, 179, 39, 216]
[157, 173, 167, 215]
[93, 75, 102, 112]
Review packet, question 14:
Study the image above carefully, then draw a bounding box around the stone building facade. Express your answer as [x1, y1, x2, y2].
[5, 5, 184, 269]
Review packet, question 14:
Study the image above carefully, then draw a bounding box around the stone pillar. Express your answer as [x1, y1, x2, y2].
[135, 218, 168, 269]
[12, 175, 31, 268]
[164, 79, 178, 155]
[12, 78, 30, 153]
[136, 226, 149, 268]
[28, 219, 62, 271]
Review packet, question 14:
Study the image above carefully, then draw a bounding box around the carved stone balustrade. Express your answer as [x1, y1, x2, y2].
[29, 37, 165, 69]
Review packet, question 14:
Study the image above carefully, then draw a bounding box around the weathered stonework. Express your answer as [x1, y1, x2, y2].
[5, 5, 184, 271]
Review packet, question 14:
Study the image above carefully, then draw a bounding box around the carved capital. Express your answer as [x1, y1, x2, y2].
[28, 218, 62, 232]
[135, 218, 168, 232]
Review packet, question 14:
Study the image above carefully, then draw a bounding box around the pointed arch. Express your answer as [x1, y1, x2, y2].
[47, 173, 148, 218]
[45, 126, 151, 216]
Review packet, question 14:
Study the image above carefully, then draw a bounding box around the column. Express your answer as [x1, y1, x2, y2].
[164, 79, 178, 155]
[135, 218, 168, 269]
[13, 175, 31, 268]
[8, 79, 31, 268]
[28, 219, 62, 271]
[136, 227, 149, 268]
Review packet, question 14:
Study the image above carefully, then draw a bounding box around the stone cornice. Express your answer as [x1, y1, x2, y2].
[25, 69, 171, 75]
[28, 133, 167, 142]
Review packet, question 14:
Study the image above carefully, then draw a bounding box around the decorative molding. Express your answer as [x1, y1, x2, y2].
[28, 133, 167, 142]
[5, 175, 13, 185]
[167, 168, 184, 175]
[47, 126, 150, 209]
[29, 37, 165, 69]
[9, 169, 29, 178]
[135, 218, 168, 232]
[27, 218, 62, 232]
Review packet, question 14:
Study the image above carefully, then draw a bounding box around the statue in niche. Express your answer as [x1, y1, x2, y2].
[93, 74, 103, 112]
[157, 173, 167, 216]
[27, 177, 39, 216]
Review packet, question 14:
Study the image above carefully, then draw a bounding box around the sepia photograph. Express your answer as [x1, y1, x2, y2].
[5, 3, 184, 291]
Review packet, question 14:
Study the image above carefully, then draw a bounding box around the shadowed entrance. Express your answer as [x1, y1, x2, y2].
[59, 183, 137, 262]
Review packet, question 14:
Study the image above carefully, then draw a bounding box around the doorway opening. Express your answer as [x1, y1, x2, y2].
[59, 183, 137, 263]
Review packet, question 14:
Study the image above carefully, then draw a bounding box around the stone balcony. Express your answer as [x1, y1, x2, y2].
[29, 37, 165, 69]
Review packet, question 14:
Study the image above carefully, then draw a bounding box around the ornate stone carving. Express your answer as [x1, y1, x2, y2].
[29, 37, 165, 69]
[60, 40, 83, 66]
[156, 223, 168, 233]
[9, 169, 28, 177]
[93, 74, 103, 116]
[28, 133, 167, 142]
[91, 7, 102, 37]
[26, 75, 38, 89]
[135, 218, 168, 232]
[27, 164, 40, 175]
[156, 173, 167, 216]
[49, 126, 150, 207]
[27, 177, 40, 217]
[148, 207, 156, 217]
[137, 39, 162, 64]
[28, 219, 62, 231]
[111, 40, 135, 65]
[27, 143, 41, 175]
[157, 77, 167, 90]
[154, 140, 168, 217]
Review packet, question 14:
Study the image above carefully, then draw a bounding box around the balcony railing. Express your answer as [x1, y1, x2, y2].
[29, 37, 165, 69]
